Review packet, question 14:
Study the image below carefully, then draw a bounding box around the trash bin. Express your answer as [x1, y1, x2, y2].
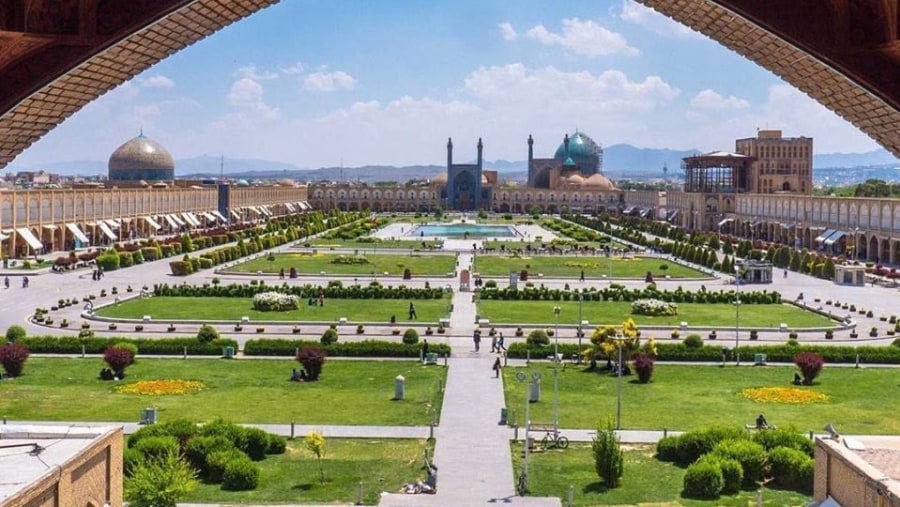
[222, 346, 235, 359]
[394, 375, 405, 400]
[140, 407, 157, 425]
[753, 353, 766, 365]
[529, 382, 541, 402]
[499, 408, 508, 425]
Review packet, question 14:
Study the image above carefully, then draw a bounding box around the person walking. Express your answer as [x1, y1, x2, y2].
[497, 332, 506, 352]
[22, 276, 28, 288]
[493, 356, 502, 378]
[490, 333, 498, 353]
[580, 269, 585, 282]
[3, 276, 8, 289]
[473, 330, 481, 352]
[408, 302, 417, 320]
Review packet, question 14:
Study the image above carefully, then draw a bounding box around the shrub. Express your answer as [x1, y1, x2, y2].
[320, 328, 338, 346]
[266, 434, 287, 454]
[696, 454, 743, 494]
[631, 298, 678, 316]
[5, 325, 26, 343]
[198, 419, 247, 450]
[751, 426, 814, 456]
[123, 447, 143, 477]
[656, 436, 679, 462]
[712, 438, 768, 487]
[632, 353, 655, 383]
[682, 460, 723, 499]
[0, 342, 30, 377]
[296, 346, 326, 381]
[672, 427, 747, 465]
[242, 427, 270, 461]
[768, 446, 815, 492]
[196, 324, 220, 343]
[592, 420, 623, 488]
[252, 291, 300, 312]
[793, 352, 824, 385]
[184, 435, 233, 474]
[402, 328, 419, 345]
[526, 329, 550, 347]
[222, 456, 259, 491]
[684, 334, 703, 349]
[205, 449, 246, 484]
[133, 436, 180, 461]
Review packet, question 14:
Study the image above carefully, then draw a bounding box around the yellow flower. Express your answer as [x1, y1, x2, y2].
[740, 387, 828, 404]
[116, 379, 205, 396]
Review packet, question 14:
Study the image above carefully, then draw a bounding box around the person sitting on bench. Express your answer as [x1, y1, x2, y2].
[793, 372, 803, 386]
[756, 413, 770, 430]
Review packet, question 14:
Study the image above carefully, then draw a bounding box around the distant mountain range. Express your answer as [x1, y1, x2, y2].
[9, 144, 899, 184]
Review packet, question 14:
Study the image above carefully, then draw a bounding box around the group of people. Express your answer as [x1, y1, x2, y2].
[290, 368, 309, 382]
[91, 267, 104, 280]
[4, 276, 28, 288]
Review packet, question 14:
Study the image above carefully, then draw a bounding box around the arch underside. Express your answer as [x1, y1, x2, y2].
[1, 0, 900, 169]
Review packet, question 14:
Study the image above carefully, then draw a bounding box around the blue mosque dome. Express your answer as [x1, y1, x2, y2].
[554, 131, 602, 175]
[108, 132, 175, 181]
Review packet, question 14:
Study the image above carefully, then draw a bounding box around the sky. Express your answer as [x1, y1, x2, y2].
[11, 0, 885, 170]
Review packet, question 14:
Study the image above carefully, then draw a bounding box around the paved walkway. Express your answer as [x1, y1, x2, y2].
[3, 228, 900, 506]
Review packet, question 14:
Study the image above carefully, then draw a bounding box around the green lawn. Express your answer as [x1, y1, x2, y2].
[2, 358, 445, 425]
[309, 239, 443, 250]
[226, 252, 457, 276]
[183, 438, 432, 505]
[477, 300, 835, 328]
[473, 255, 704, 278]
[96, 296, 452, 323]
[514, 442, 809, 506]
[503, 363, 900, 434]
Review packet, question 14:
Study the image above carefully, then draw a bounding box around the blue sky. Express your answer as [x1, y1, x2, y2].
[12, 0, 882, 169]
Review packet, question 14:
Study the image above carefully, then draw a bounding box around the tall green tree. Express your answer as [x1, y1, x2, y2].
[124, 451, 196, 507]
[592, 419, 624, 488]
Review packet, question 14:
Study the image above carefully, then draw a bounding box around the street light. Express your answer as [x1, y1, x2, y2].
[734, 264, 744, 358]
[552, 305, 561, 433]
[614, 333, 625, 430]
[515, 370, 541, 495]
[577, 294, 584, 350]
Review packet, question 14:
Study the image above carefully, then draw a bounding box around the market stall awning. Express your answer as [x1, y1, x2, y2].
[824, 230, 846, 246]
[717, 218, 734, 227]
[42, 224, 58, 230]
[259, 206, 272, 216]
[105, 219, 121, 228]
[65, 223, 89, 243]
[815, 229, 836, 243]
[202, 212, 217, 222]
[98, 221, 117, 241]
[187, 212, 203, 226]
[285, 202, 296, 213]
[0, 230, 9, 241]
[16, 227, 43, 250]
[230, 210, 242, 220]
[163, 215, 179, 229]
[212, 210, 228, 222]
[247, 206, 261, 215]
[181, 212, 200, 227]
[143, 216, 161, 231]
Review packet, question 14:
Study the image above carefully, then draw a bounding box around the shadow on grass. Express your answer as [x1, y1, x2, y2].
[582, 480, 612, 494]
[292, 483, 314, 491]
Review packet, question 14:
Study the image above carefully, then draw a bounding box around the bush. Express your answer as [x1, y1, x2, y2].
[684, 334, 703, 349]
[0, 342, 30, 377]
[104, 345, 135, 378]
[682, 460, 723, 499]
[656, 436, 679, 462]
[266, 434, 287, 454]
[296, 346, 326, 381]
[252, 291, 300, 312]
[793, 351, 824, 385]
[197, 419, 248, 449]
[712, 438, 768, 487]
[592, 420, 623, 488]
[206, 449, 246, 484]
[320, 328, 338, 345]
[526, 329, 550, 347]
[132, 436, 180, 461]
[123, 447, 143, 477]
[5, 325, 26, 343]
[632, 353, 655, 383]
[672, 427, 747, 465]
[768, 446, 815, 492]
[242, 427, 271, 461]
[196, 324, 220, 343]
[402, 328, 419, 345]
[695, 454, 743, 494]
[184, 436, 233, 475]
[222, 457, 259, 491]
[751, 426, 814, 456]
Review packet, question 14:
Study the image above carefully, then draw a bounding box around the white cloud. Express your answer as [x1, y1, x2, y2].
[140, 75, 175, 89]
[280, 61, 306, 75]
[236, 65, 279, 81]
[498, 22, 518, 41]
[227, 78, 279, 119]
[619, 0, 700, 39]
[526, 18, 638, 58]
[303, 70, 357, 92]
[690, 89, 750, 109]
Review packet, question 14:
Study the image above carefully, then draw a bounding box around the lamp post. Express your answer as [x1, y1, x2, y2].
[853, 227, 859, 261]
[734, 264, 744, 358]
[515, 371, 541, 495]
[552, 305, 561, 433]
[615, 333, 625, 430]
[577, 294, 584, 350]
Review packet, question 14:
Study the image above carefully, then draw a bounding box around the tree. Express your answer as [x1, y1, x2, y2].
[592, 419, 624, 487]
[0, 343, 30, 377]
[104, 345, 135, 378]
[5, 324, 26, 342]
[124, 451, 197, 507]
[794, 352, 824, 385]
[304, 431, 327, 483]
[196, 324, 219, 343]
[296, 346, 326, 381]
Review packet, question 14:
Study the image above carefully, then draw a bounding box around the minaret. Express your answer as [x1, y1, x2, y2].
[477, 138, 483, 168]
[447, 137, 453, 169]
[527, 134, 535, 186]
[563, 133, 570, 160]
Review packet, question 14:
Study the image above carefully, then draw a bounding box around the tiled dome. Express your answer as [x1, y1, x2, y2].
[108, 133, 174, 181]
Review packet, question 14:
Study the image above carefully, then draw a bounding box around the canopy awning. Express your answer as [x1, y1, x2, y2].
[163, 215, 179, 229]
[815, 229, 836, 243]
[259, 206, 273, 216]
[202, 212, 217, 222]
[212, 210, 228, 222]
[98, 222, 117, 241]
[65, 223, 90, 244]
[187, 212, 203, 226]
[622, 206, 636, 214]
[639, 208, 651, 218]
[42, 224, 58, 230]
[824, 230, 846, 246]
[717, 218, 734, 227]
[143, 216, 161, 231]
[105, 219, 121, 228]
[230, 210, 242, 220]
[0, 231, 9, 241]
[181, 212, 200, 227]
[16, 227, 43, 250]
[300, 201, 311, 210]
[247, 206, 261, 215]
[285, 202, 296, 213]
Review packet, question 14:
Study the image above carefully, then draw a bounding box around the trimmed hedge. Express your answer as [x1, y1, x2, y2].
[19, 336, 237, 355]
[153, 281, 447, 300]
[244, 338, 451, 358]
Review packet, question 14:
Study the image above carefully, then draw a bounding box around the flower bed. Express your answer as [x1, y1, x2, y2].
[740, 387, 828, 404]
[253, 291, 300, 311]
[632, 298, 678, 316]
[115, 379, 205, 395]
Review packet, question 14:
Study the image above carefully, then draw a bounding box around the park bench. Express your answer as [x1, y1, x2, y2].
[423, 353, 438, 365]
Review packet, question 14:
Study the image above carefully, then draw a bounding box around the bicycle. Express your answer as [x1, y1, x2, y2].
[540, 429, 569, 450]
[516, 470, 527, 496]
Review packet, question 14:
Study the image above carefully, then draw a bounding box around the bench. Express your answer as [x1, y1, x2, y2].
[424, 353, 438, 365]
[744, 424, 777, 432]
[528, 421, 556, 434]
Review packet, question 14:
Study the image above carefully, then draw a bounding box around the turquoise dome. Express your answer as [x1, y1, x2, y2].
[554, 131, 601, 175]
